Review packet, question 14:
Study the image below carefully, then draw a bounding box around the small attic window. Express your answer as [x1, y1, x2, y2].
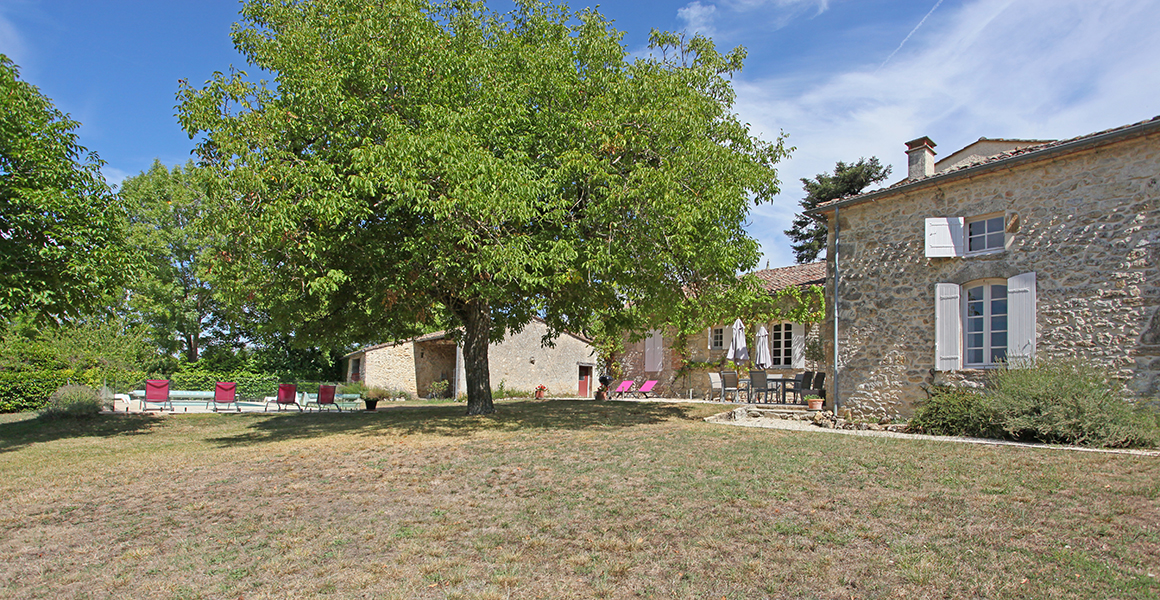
[967, 215, 1004, 253]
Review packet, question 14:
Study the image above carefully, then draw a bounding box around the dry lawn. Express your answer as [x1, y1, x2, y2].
[0, 399, 1157, 599]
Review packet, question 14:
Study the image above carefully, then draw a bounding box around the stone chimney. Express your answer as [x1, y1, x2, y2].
[905, 136, 937, 180]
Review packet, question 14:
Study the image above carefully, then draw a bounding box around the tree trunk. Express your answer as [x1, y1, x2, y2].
[461, 299, 495, 415]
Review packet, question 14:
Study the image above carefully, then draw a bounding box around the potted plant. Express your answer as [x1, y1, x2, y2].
[534, 384, 547, 399]
[364, 386, 389, 411]
[805, 394, 824, 411]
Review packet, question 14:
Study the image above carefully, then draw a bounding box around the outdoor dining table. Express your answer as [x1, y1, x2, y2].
[737, 376, 789, 404]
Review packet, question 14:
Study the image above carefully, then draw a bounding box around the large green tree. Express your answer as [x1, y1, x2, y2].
[178, 0, 787, 414]
[785, 157, 891, 263]
[121, 160, 234, 363]
[0, 55, 130, 320]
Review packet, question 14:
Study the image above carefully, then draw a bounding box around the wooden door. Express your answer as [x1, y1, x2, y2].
[578, 366, 592, 397]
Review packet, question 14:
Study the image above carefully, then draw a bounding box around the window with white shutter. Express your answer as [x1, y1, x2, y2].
[936, 273, 1036, 371]
[791, 323, 806, 368]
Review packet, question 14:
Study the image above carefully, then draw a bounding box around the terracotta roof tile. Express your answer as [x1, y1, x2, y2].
[811, 115, 1160, 212]
[751, 262, 826, 292]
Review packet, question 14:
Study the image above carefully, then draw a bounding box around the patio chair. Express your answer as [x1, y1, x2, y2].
[633, 380, 659, 398]
[747, 370, 769, 404]
[143, 379, 172, 412]
[786, 371, 815, 404]
[305, 385, 341, 412]
[707, 372, 724, 401]
[206, 381, 240, 412]
[811, 372, 826, 399]
[265, 383, 302, 412]
[721, 371, 741, 402]
[611, 380, 634, 398]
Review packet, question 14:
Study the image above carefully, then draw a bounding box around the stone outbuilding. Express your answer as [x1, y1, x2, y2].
[808, 117, 1160, 418]
[343, 318, 598, 399]
[616, 262, 827, 399]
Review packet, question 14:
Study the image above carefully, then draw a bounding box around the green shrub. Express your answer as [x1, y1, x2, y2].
[0, 369, 145, 413]
[911, 386, 1003, 438]
[166, 370, 280, 400]
[989, 359, 1159, 448]
[39, 385, 103, 420]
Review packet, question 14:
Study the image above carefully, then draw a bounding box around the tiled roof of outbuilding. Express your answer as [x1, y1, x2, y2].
[751, 262, 826, 291]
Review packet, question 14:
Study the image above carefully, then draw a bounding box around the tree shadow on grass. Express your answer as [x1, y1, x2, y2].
[0, 413, 164, 454]
[208, 399, 705, 447]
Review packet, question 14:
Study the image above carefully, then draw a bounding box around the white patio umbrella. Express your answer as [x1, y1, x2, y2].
[752, 325, 772, 369]
[726, 318, 749, 362]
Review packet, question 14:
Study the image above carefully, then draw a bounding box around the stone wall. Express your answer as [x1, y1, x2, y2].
[821, 130, 1160, 418]
[617, 322, 825, 399]
[455, 319, 598, 397]
[356, 343, 417, 395]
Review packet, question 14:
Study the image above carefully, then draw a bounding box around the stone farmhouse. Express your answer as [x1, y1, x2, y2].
[809, 116, 1160, 418]
[616, 262, 826, 399]
[344, 318, 598, 399]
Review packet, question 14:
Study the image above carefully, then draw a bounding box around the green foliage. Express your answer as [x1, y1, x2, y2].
[120, 160, 233, 362]
[428, 379, 450, 398]
[911, 386, 1003, 438]
[167, 370, 280, 401]
[786, 157, 891, 263]
[493, 379, 532, 399]
[989, 359, 1158, 448]
[911, 361, 1160, 448]
[0, 314, 158, 373]
[177, 0, 787, 415]
[0, 369, 145, 413]
[0, 54, 132, 320]
[39, 384, 103, 420]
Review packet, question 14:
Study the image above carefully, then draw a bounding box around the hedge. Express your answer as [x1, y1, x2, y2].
[0, 369, 146, 413]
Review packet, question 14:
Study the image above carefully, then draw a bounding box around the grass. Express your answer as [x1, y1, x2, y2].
[0, 399, 1157, 599]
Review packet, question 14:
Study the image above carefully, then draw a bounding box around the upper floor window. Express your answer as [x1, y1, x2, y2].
[967, 215, 1004, 253]
[925, 214, 1009, 258]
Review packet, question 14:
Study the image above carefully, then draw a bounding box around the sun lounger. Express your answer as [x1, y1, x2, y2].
[633, 380, 659, 398]
[305, 385, 341, 412]
[611, 380, 634, 398]
[143, 379, 173, 412]
[265, 383, 302, 412]
[207, 381, 240, 412]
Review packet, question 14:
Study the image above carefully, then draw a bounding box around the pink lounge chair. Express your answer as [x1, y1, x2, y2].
[611, 380, 634, 398]
[207, 381, 240, 412]
[634, 380, 659, 398]
[305, 385, 341, 412]
[265, 383, 302, 412]
[143, 379, 172, 412]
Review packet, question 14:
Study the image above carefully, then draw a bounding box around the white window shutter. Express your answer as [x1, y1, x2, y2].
[707, 327, 712, 350]
[925, 217, 965, 257]
[1007, 272, 1037, 366]
[645, 329, 663, 372]
[791, 323, 806, 368]
[935, 283, 962, 371]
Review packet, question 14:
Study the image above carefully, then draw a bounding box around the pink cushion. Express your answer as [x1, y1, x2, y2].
[639, 380, 658, 392]
[214, 382, 237, 403]
[614, 381, 634, 393]
[317, 385, 336, 404]
[277, 384, 297, 403]
[145, 380, 169, 401]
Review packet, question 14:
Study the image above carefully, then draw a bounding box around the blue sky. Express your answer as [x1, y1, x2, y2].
[2, 0, 1158, 268]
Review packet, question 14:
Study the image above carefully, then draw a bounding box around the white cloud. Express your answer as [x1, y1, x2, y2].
[0, 12, 28, 65]
[102, 166, 131, 191]
[677, 1, 718, 36]
[733, 0, 1160, 266]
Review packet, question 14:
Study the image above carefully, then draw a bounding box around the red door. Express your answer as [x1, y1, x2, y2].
[578, 366, 592, 397]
